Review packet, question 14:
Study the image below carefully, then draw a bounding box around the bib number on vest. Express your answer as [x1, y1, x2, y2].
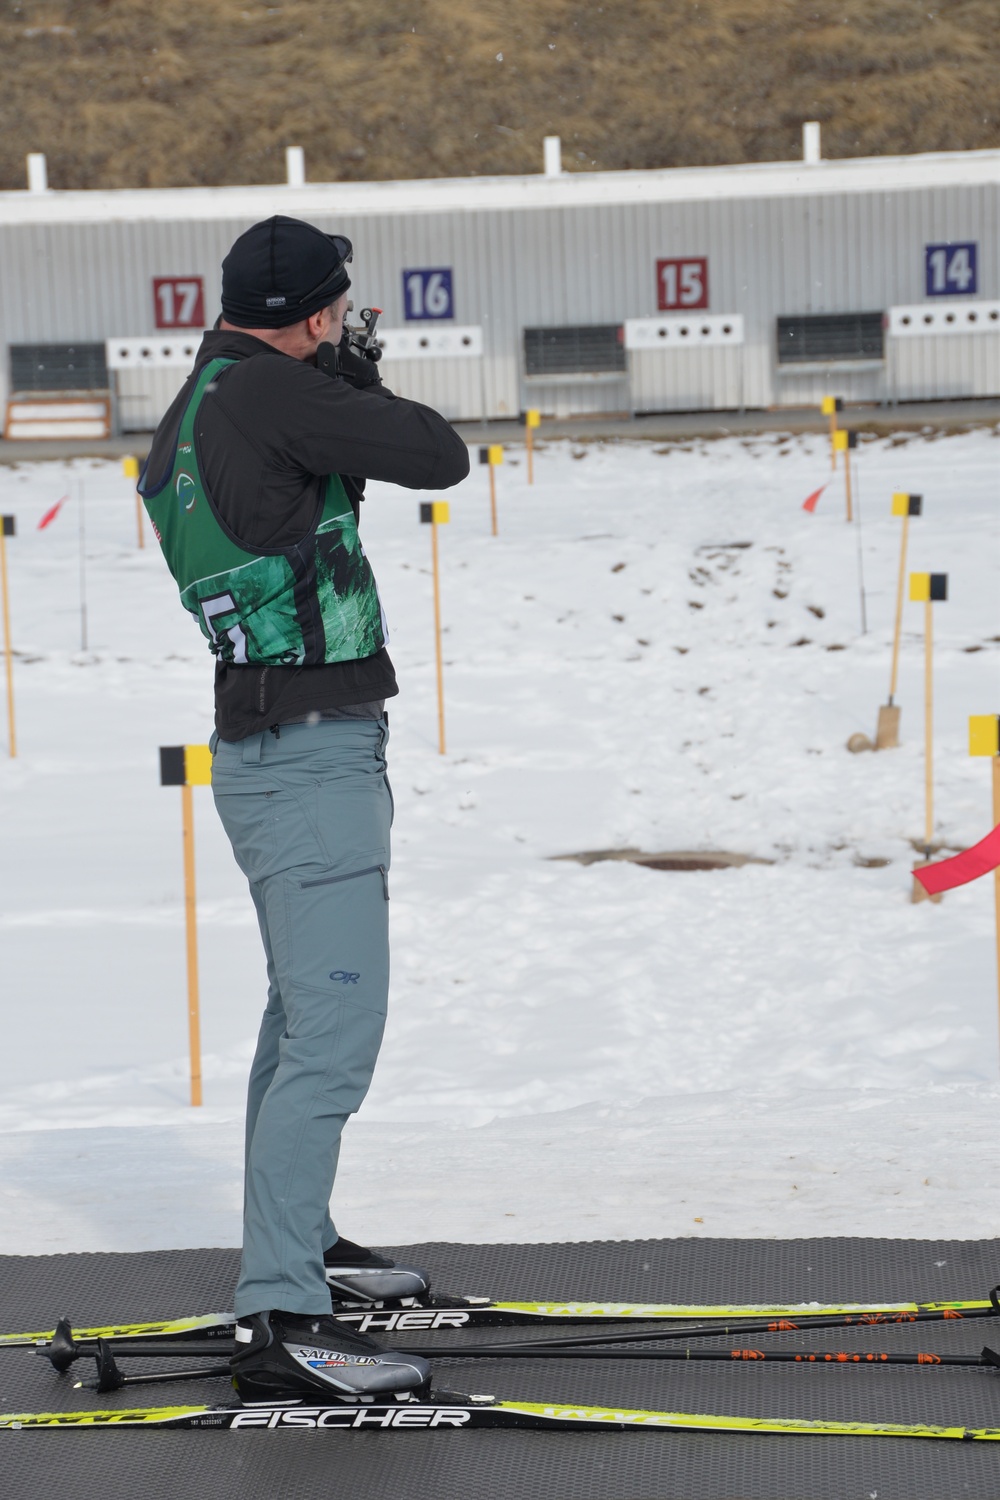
[201, 592, 249, 663]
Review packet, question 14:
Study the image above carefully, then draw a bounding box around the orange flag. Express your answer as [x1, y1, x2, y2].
[38, 495, 68, 529]
[802, 485, 827, 514]
[913, 825, 1000, 896]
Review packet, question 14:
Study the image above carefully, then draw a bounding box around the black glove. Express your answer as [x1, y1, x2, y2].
[317, 334, 383, 390]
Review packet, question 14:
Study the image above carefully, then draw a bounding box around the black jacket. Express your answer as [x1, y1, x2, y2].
[144, 329, 470, 738]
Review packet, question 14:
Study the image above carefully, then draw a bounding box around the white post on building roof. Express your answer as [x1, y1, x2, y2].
[26, 153, 48, 193]
[543, 136, 562, 177]
[285, 146, 306, 187]
[802, 122, 821, 165]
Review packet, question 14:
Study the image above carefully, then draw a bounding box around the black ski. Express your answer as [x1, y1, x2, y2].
[4, 1393, 1000, 1440]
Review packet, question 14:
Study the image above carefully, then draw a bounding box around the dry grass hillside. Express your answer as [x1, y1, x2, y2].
[0, 0, 998, 190]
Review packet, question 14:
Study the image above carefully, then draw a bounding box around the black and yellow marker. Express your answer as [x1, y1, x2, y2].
[525, 409, 541, 485]
[160, 744, 212, 1106]
[832, 427, 857, 521]
[971, 715, 1000, 1037]
[0, 515, 15, 758]
[909, 573, 948, 866]
[877, 493, 924, 750]
[478, 443, 504, 536]
[820, 395, 843, 470]
[419, 502, 450, 755]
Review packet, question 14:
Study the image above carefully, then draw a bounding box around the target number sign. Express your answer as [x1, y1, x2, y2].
[153, 277, 206, 329]
[402, 268, 454, 321]
[656, 258, 709, 311]
[925, 243, 977, 298]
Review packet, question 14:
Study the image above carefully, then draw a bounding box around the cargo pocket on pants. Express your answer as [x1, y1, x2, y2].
[300, 862, 389, 901]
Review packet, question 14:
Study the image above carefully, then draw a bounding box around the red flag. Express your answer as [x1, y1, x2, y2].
[37, 495, 68, 530]
[801, 485, 827, 514]
[913, 824, 1000, 896]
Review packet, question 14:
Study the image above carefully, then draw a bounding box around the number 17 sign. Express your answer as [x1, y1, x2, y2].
[153, 277, 205, 329]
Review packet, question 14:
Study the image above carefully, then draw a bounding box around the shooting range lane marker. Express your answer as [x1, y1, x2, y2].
[973, 716, 1000, 1063]
[877, 493, 923, 750]
[833, 426, 857, 523]
[908, 572, 949, 900]
[419, 502, 450, 755]
[0, 515, 15, 758]
[479, 444, 504, 536]
[820, 395, 843, 472]
[525, 409, 540, 485]
[122, 455, 143, 548]
[912, 718, 1000, 1063]
[159, 743, 212, 1106]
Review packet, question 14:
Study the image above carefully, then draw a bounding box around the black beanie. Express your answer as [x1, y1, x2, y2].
[221, 216, 353, 329]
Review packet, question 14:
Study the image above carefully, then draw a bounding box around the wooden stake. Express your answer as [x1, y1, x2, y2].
[180, 783, 203, 1107]
[829, 407, 838, 471]
[430, 519, 446, 755]
[924, 597, 934, 849]
[0, 520, 15, 759]
[843, 447, 853, 524]
[993, 757, 1000, 1061]
[889, 511, 909, 704]
[488, 463, 498, 537]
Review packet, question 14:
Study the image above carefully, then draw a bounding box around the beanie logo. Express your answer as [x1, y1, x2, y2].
[266, 296, 287, 308]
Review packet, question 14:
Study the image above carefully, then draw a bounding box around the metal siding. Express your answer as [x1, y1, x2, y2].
[0, 172, 998, 422]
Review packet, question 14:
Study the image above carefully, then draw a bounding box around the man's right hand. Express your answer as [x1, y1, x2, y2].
[317, 336, 383, 390]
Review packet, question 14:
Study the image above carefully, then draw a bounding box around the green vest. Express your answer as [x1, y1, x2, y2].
[139, 358, 386, 667]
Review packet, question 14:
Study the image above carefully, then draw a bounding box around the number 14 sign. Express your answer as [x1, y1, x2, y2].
[656, 257, 708, 311]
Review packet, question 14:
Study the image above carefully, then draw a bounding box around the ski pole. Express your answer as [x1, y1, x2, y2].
[77, 1359, 232, 1393]
[415, 1344, 997, 1368]
[410, 1299, 1000, 1356]
[72, 1343, 1000, 1397]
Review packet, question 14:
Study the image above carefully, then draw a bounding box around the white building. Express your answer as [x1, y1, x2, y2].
[0, 129, 997, 433]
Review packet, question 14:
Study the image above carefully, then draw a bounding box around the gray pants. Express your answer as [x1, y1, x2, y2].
[211, 718, 392, 1317]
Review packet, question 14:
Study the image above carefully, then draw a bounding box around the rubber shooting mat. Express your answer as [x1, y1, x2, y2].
[3, 1237, 1000, 1500]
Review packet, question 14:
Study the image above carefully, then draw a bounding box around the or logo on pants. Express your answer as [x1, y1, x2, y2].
[329, 970, 360, 984]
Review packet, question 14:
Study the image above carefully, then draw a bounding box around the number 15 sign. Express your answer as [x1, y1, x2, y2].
[153, 277, 205, 329]
[657, 258, 709, 311]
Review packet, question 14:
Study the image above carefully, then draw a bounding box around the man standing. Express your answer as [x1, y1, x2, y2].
[140, 216, 469, 1402]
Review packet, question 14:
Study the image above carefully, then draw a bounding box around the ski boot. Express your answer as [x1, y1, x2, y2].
[324, 1236, 431, 1305]
[231, 1310, 431, 1403]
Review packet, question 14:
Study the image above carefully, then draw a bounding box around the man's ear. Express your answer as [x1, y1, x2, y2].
[305, 308, 328, 341]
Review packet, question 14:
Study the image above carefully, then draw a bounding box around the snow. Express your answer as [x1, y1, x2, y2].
[0, 427, 998, 1256]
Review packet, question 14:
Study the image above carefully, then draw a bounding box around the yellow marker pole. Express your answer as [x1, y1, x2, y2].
[877, 494, 924, 751]
[821, 396, 841, 471]
[525, 409, 540, 486]
[834, 429, 855, 523]
[909, 573, 948, 859]
[924, 597, 933, 848]
[160, 743, 212, 1105]
[970, 716, 1000, 1056]
[994, 753, 1000, 1054]
[123, 455, 142, 549]
[0, 517, 16, 758]
[479, 444, 504, 536]
[420, 503, 450, 754]
[889, 501, 912, 704]
[180, 781, 203, 1107]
